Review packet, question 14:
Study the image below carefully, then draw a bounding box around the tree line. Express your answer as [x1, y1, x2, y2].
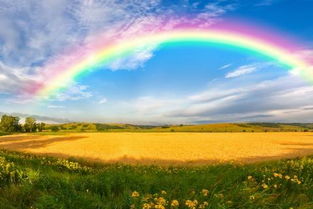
[0, 115, 45, 133]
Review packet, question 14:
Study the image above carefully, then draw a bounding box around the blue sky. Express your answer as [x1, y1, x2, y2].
[0, 0, 313, 124]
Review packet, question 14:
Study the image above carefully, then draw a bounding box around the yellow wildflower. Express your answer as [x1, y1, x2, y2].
[261, 183, 268, 189]
[161, 190, 167, 195]
[142, 203, 152, 209]
[154, 204, 165, 209]
[247, 176, 253, 180]
[185, 200, 198, 208]
[285, 175, 291, 180]
[155, 197, 167, 205]
[199, 201, 209, 209]
[131, 191, 140, 198]
[201, 189, 209, 196]
[170, 200, 179, 207]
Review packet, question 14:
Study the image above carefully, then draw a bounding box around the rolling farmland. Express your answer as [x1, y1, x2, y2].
[1, 132, 313, 164]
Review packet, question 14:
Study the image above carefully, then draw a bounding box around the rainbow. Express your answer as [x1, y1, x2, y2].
[28, 24, 313, 99]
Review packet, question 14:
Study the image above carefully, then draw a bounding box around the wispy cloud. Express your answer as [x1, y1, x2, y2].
[219, 63, 232, 70]
[98, 97, 108, 104]
[46, 83, 92, 102]
[48, 105, 65, 109]
[108, 45, 155, 70]
[225, 64, 259, 78]
[108, 72, 313, 124]
[0, 61, 40, 94]
[225, 62, 275, 78]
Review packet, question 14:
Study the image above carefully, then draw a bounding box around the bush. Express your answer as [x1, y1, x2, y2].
[0, 156, 25, 186]
[50, 126, 59, 132]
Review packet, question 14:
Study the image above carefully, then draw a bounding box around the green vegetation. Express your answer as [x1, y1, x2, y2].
[2, 113, 313, 134]
[0, 115, 22, 133]
[0, 150, 313, 208]
[44, 122, 313, 133]
[0, 115, 45, 134]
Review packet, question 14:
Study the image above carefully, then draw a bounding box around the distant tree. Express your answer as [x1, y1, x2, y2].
[38, 122, 46, 132]
[50, 126, 59, 132]
[0, 115, 21, 132]
[24, 117, 37, 132]
[70, 125, 77, 130]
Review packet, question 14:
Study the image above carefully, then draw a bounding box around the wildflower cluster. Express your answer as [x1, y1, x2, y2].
[129, 188, 225, 209]
[247, 171, 303, 192]
[0, 156, 25, 185]
[44, 158, 91, 173]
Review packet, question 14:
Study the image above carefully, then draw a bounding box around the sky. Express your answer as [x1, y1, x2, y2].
[0, 0, 313, 124]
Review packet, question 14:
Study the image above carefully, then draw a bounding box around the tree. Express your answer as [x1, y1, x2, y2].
[24, 117, 37, 132]
[0, 115, 21, 132]
[38, 122, 45, 132]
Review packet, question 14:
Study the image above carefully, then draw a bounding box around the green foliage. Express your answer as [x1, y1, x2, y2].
[50, 126, 59, 132]
[0, 156, 25, 186]
[0, 115, 21, 132]
[2, 117, 313, 134]
[24, 117, 37, 132]
[1, 150, 313, 208]
[37, 122, 46, 132]
[95, 123, 123, 131]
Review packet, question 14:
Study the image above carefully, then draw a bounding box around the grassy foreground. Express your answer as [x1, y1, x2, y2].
[0, 150, 313, 209]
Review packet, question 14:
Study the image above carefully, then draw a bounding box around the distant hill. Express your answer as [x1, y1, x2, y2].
[44, 122, 313, 133]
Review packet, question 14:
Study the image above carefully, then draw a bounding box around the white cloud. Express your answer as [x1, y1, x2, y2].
[225, 64, 258, 78]
[224, 62, 277, 78]
[98, 98, 108, 104]
[219, 63, 232, 70]
[46, 83, 92, 102]
[104, 72, 313, 124]
[0, 61, 40, 94]
[108, 45, 155, 70]
[48, 105, 65, 109]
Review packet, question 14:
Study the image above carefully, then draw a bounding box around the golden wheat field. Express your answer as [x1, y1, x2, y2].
[1, 132, 313, 164]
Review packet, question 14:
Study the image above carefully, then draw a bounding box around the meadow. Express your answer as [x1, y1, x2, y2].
[1, 132, 313, 208]
[1, 149, 313, 209]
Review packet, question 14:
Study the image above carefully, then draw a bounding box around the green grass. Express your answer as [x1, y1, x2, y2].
[1, 150, 313, 208]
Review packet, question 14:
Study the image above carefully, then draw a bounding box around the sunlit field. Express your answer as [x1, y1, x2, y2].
[1, 132, 313, 164]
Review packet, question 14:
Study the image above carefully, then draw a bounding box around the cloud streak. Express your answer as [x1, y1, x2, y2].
[225, 64, 258, 78]
[110, 73, 313, 124]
